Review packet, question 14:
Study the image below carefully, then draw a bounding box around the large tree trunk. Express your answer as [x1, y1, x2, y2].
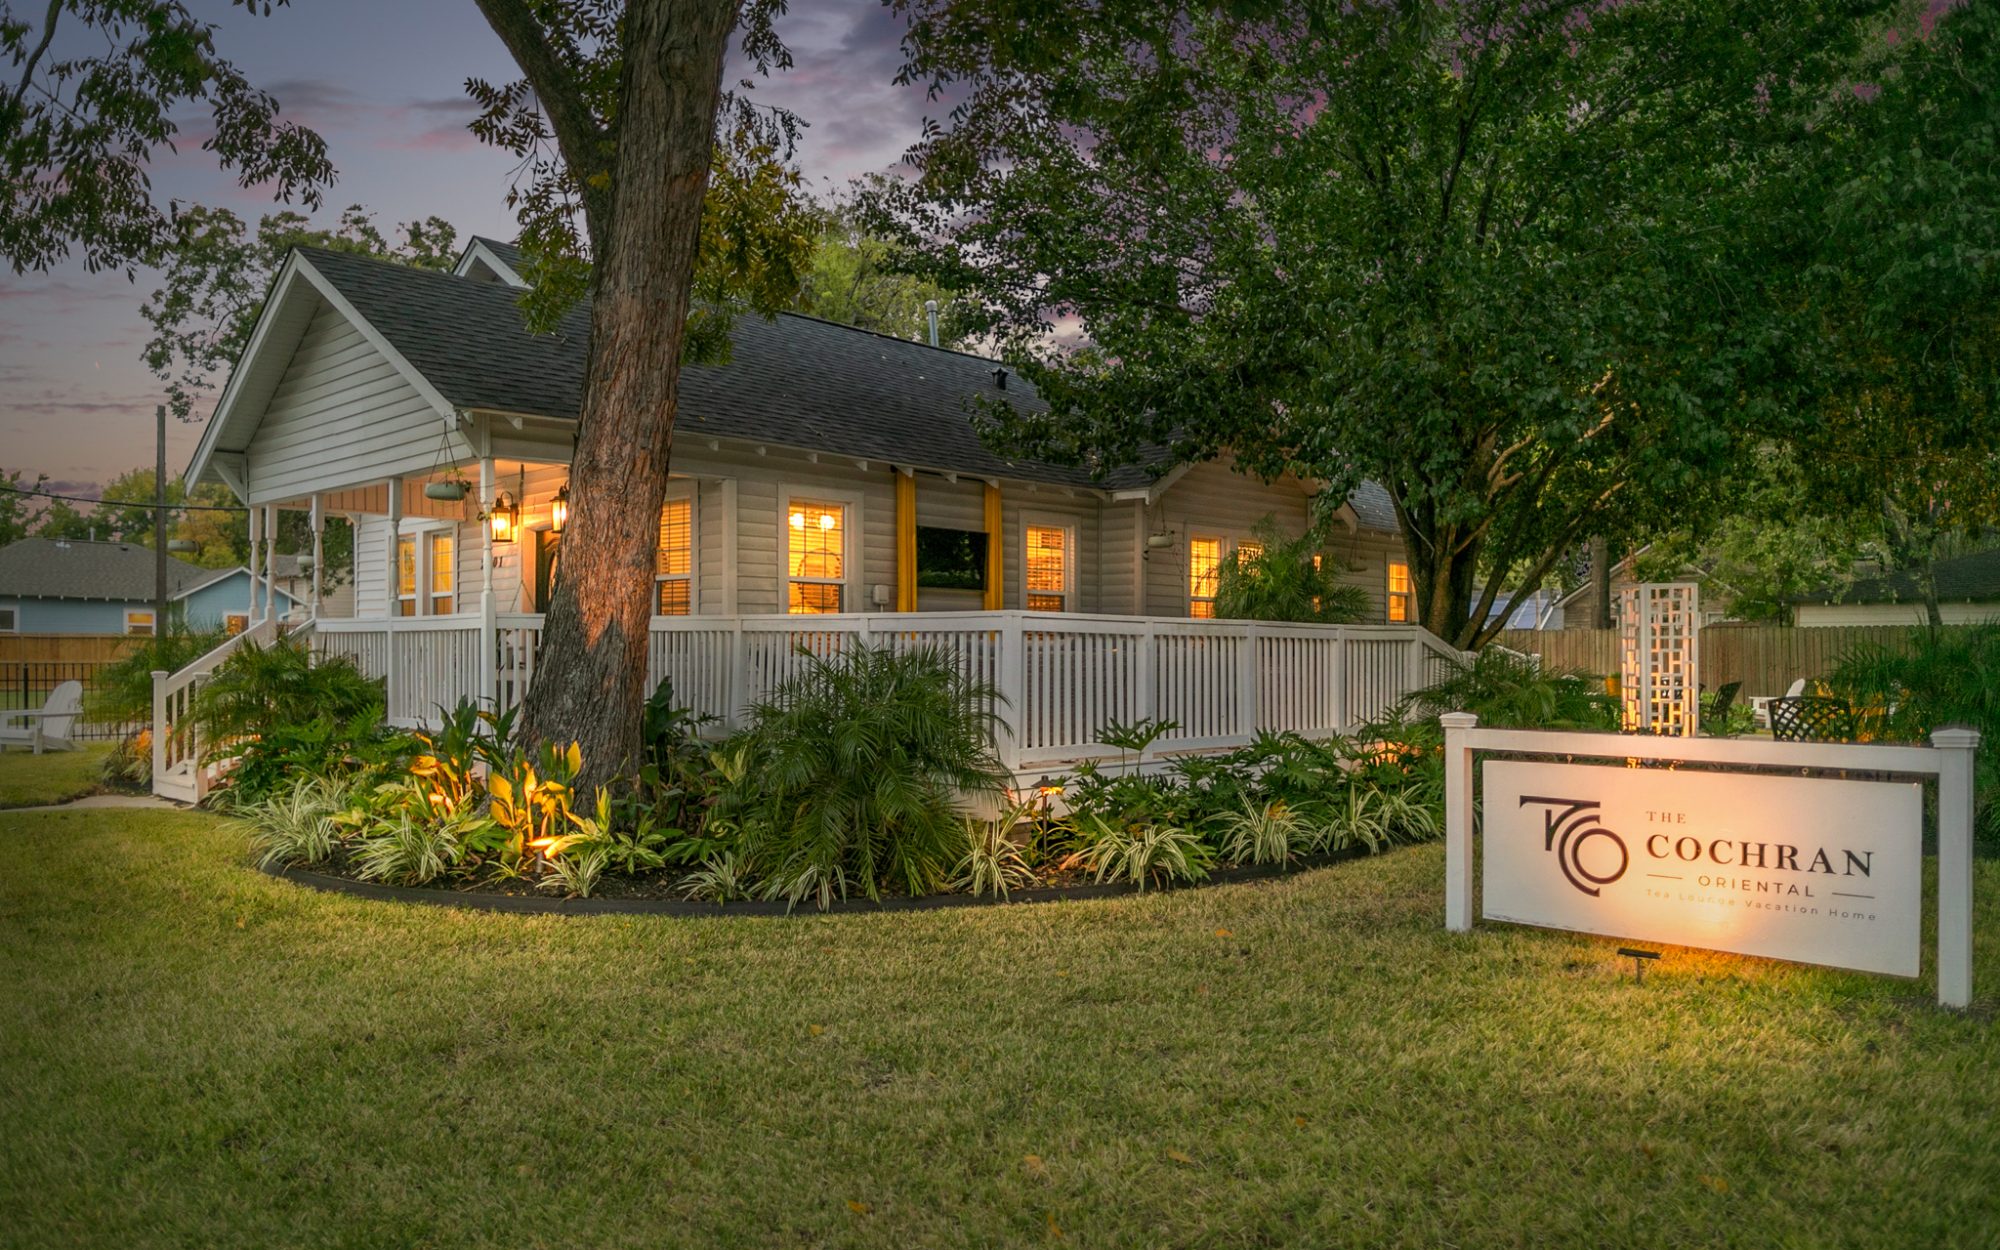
[519, 0, 739, 787]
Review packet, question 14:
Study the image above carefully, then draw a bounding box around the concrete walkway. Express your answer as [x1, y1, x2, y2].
[5, 793, 183, 814]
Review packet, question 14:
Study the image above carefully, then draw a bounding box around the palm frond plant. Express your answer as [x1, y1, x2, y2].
[83, 626, 229, 726]
[1400, 647, 1618, 730]
[1212, 518, 1372, 623]
[726, 644, 1010, 909]
[189, 636, 384, 747]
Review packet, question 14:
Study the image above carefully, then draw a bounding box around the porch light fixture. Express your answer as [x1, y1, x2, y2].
[488, 491, 520, 543]
[550, 484, 570, 534]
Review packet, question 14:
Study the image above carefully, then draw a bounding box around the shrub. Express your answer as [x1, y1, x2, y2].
[727, 644, 1010, 909]
[83, 626, 228, 726]
[540, 847, 610, 899]
[352, 813, 466, 886]
[1076, 814, 1213, 890]
[1212, 519, 1372, 623]
[1218, 798, 1305, 867]
[240, 777, 352, 869]
[1401, 647, 1618, 730]
[951, 805, 1038, 899]
[1824, 623, 2000, 846]
[190, 636, 384, 746]
[679, 852, 751, 903]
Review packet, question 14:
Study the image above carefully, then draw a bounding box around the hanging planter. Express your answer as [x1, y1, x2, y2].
[424, 479, 469, 502]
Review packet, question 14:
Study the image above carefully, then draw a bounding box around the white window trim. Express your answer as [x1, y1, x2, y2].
[1020, 512, 1077, 612]
[426, 527, 457, 617]
[1188, 532, 1227, 618]
[123, 607, 158, 636]
[0, 601, 17, 633]
[653, 481, 699, 618]
[1387, 559, 1414, 624]
[393, 518, 458, 618]
[779, 486, 863, 614]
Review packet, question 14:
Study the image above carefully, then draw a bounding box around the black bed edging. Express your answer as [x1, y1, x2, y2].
[260, 844, 1373, 917]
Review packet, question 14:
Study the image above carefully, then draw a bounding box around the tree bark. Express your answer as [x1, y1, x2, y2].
[518, 0, 739, 788]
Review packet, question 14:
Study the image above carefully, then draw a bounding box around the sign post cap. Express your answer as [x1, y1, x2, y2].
[1931, 726, 1983, 750]
[1440, 712, 1480, 730]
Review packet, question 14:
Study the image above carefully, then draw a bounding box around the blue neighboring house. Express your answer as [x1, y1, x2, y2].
[0, 537, 298, 636]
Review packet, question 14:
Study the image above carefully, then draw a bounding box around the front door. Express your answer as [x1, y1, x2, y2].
[534, 529, 561, 613]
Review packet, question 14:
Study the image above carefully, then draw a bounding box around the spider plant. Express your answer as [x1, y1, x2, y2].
[240, 776, 352, 869]
[1076, 813, 1212, 891]
[540, 847, 610, 899]
[1218, 797, 1303, 867]
[951, 803, 1038, 898]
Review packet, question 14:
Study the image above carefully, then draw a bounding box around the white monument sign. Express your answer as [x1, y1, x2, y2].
[1482, 760, 1922, 976]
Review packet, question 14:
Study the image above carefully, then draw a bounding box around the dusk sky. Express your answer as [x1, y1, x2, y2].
[0, 0, 930, 499]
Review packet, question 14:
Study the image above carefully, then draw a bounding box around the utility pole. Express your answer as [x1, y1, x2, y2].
[154, 404, 168, 636]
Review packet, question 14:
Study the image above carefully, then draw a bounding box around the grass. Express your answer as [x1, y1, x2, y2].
[0, 744, 109, 808]
[2, 808, 1998, 1249]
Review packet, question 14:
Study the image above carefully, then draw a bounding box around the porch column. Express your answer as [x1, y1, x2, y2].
[477, 457, 498, 710]
[246, 504, 263, 622]
[308, 494, 324, 617]
[983, 481, 1004, 611]
[895, 468, 917, 612]
[263, 505, 279, 621]
[384, 478, 402, 718]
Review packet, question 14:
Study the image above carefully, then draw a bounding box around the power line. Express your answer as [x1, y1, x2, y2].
[0, 484, 246, 513]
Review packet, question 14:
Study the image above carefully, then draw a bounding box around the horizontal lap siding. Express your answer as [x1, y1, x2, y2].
[1144, 460, 1316, 616]
[243, 303, 459, 503]
[1005, 493, 1099, 613]
[1323, 530, 1402, 622]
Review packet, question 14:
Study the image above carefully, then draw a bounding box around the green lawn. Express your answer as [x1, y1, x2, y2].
[3, 808, 1996, 1249]
[0, 743, 109, 808]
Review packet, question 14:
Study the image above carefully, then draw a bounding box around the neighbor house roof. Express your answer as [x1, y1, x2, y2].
[0, 538, 239, 603]
[1799, 546, 2000, 606]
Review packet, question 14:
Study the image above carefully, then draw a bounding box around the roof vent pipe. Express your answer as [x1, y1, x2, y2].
[992, 367, 1008, 390]
[924, 299, 939, 347]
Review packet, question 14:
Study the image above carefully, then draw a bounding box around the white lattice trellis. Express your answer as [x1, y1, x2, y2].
[1618, 582, 1700, 736]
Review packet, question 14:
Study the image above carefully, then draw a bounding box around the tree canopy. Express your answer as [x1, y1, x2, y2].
[880, 0, 1891, 646]
[1, 0, 332, 274]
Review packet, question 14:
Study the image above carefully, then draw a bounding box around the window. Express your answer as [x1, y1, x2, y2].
[396, 537, 417, 617]
[656, 497, 693, 615]
[1188, 536, 1224, 618]
[0, 604, 15, 633]
[1024, 523, 1071, 611]
[223, 613, 249, 636]
[1387, 560, 1413, 623]
[124, 609, 156, 636]
[786, 498, 846, 613]
[1236, 539, 1265, 567]
[428, 531, 455, 615]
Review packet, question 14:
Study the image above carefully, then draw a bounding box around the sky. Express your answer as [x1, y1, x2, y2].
[0, 0, 934, 500]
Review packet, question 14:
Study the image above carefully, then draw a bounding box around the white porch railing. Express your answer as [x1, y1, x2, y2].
[150, 617, 283, 802]
[315, 612, 1467, 773]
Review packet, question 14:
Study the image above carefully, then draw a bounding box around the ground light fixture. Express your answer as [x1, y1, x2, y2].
[1617, 947, 1661, 984]
[550, 484, 570, 534]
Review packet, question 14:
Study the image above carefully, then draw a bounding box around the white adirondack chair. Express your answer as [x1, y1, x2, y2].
[0, 680, 84, 754]
[1750, 678, 1810, 732]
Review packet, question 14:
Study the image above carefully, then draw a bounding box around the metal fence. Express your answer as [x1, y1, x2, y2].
[0, 660, 139, 742]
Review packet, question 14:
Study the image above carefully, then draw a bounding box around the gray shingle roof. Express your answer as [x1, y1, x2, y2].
[299, 246, 1399, 526]
[0, 538, 223, 602]
[1799, 546, 2000, 605]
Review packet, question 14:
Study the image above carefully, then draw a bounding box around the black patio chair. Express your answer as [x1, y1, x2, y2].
[1703, 681, 1742, 735]
[1769, 695, 1855, 743]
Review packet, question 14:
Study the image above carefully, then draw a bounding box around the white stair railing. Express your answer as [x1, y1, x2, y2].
[150, 618, 281, 802]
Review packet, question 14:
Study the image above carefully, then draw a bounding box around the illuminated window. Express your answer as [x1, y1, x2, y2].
[428, 531, 455, 615]
[396, 536, 417, 617]
[124, 609, 156, 636]
[656, 497, 693, 615]
[1189, 536, 1223, 618]
[224, 613, 249, 636]
[1236, 539, 1265, 567]
[1024, 523, 1071, 611]
[1387, 560, 1413, 623]
[786, 498, 845, 614]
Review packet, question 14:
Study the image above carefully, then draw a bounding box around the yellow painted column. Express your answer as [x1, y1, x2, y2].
[895, 470, 918, 612]
[983, 482, 1004, 610]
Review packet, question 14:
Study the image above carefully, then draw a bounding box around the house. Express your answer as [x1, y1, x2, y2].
[0, 537, 297, 636]
[151, 237, 1457, 799]
[183, 239, 1411, 629]
[1544, 549, 1734, 630]
[1793, 547, 2000, 626]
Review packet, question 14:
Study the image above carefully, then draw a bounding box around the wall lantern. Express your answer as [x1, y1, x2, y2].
[550, 484, 571, 535]
[488, 491, 520, 543]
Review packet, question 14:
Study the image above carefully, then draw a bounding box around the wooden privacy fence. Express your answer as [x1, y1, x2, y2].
[0, 633, 140, 665]
[1494, 624, 1933, 696]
